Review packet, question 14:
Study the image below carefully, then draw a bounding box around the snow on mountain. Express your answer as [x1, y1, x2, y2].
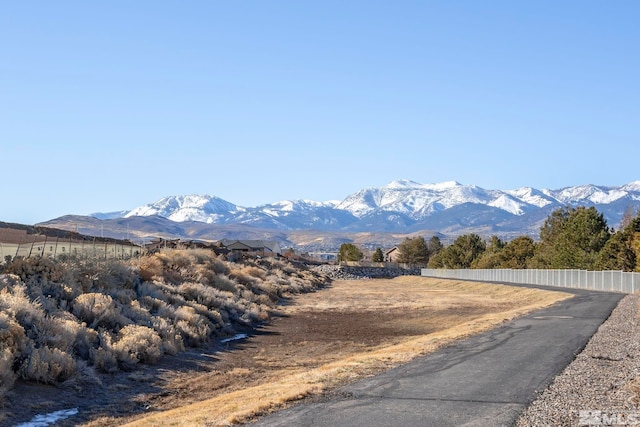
[505, 187, 555, 208]
[336, 180, 517, 219]
[90, 210, 130, 220]
[124, 195, 240, 224]
[622, 181, 640, 192]
[89, 180, 640, 236]
[488, 194, 526, 215]
[258, 200, 335, 217]
[547, 184, 630, 205]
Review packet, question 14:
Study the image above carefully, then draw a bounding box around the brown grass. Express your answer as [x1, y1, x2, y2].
[121, 277, 571, 427]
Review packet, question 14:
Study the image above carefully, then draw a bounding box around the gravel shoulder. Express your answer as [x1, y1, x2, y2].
[516, 294, 640, 426]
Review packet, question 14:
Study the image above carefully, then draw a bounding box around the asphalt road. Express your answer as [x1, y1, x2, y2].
[249, 285, 624, 427]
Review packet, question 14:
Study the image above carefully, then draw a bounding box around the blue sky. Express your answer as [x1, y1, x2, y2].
[2, 1, 639, 225]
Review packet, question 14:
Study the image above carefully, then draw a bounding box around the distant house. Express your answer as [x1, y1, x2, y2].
[385, 247, 401, 262]
[219, 239, 282, 257]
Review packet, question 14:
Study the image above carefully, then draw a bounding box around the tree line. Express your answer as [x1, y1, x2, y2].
[338, 206, 640, 272]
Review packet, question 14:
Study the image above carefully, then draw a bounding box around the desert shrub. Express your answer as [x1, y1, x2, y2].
[0, 312, 27, 354]
[92, 261, 138, 291]
[0, 285, 46, 340]
[4, 256, 65, 284]
[169, 306, 213, 347]
[241, 266, 267, 281]
[150, 316, 184, 355]
[190, 265, 214, 286]
[0, 249, 330, 395]
[183, 299, 224, 328]
[107, 287, 137, 305]
[112, 325, 163, 370]
[39, 316, 82, 353]
[39, 280, 81, 305]
[71, 293, 130, 330]
[19, 346, 77, 384]
[155, 249, 191, 270]
[72, 293, 113, 324]
[177, 282, 233, 318]
[137, 255, 164, 281]
[177, 281, 210, 304]
[91, 333, 118, 373]
[154, 317, 184, 354]
[121, 300, 154, 326]
[229, 268, 258, 286]
[137, 281, 170, 304]
[73, 324, 99, 361]
[139, 295, 169, 316]
[254, 293, 275, 306]
[211, 255, 231, 275]
[0, 313, 27, 393]
[212, 274, 237, 293]
[0, 348, 17, 397]
[0, 274, 22, 291]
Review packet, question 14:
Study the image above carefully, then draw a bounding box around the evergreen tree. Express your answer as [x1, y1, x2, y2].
[396, 236, 429, 264]
[372, 247, 384, 262]
[532, 206, 611, 269]
[429, 233, 485, 268]
[427, 236, 443, 258]
[500, 236, 536, 269]
[595, 232, 636, 271]
[595, 216, 640, 271]
[338, 243, 364, 262]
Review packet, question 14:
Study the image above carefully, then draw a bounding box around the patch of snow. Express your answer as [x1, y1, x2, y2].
[422, 180, 462, 191]
[14, 408, 79, 427]
[488, 195, 525, 215]
[506, 187, 555, 208]
[622, 181, 640, 192]
[384, 179, 422, 189]
[589, 189, 627, 204]
[220, 333, 248, 343]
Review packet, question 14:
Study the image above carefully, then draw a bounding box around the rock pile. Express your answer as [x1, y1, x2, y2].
[312, 265, 421, 280]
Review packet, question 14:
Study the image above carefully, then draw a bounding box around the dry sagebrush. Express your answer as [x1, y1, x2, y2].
[0, 250, 329, 397]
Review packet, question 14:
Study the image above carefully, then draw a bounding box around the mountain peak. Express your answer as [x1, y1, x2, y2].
[83, 180, 640, 237]
[384, 179, 422, 189]
[425, 180, 462, 190]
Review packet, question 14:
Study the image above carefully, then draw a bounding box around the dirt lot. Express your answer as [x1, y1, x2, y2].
[3, 277, 570, 427]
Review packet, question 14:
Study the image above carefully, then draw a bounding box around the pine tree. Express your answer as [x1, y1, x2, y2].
[532, 206, 611, 269]
[372, 247, 384, 263]
[430, 234, 485, 268]
[397, 236, 429, 264]
[338, 243, 364, 262]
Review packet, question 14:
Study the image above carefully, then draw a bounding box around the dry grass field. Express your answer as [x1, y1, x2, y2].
[84, 277, 571, 427]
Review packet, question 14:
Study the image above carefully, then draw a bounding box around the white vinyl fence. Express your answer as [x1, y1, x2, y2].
[421, 268, 640, 294]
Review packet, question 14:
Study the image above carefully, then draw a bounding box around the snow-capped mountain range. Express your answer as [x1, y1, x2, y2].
[89, 180, 640, 237]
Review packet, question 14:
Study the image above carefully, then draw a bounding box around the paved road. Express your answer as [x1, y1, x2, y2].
[249, 286, 624, 427]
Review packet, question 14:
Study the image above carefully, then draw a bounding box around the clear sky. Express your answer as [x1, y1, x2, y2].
[2, 1, 639, 225]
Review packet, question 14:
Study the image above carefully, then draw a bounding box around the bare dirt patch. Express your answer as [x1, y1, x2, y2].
[2, 277, 570, 427]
